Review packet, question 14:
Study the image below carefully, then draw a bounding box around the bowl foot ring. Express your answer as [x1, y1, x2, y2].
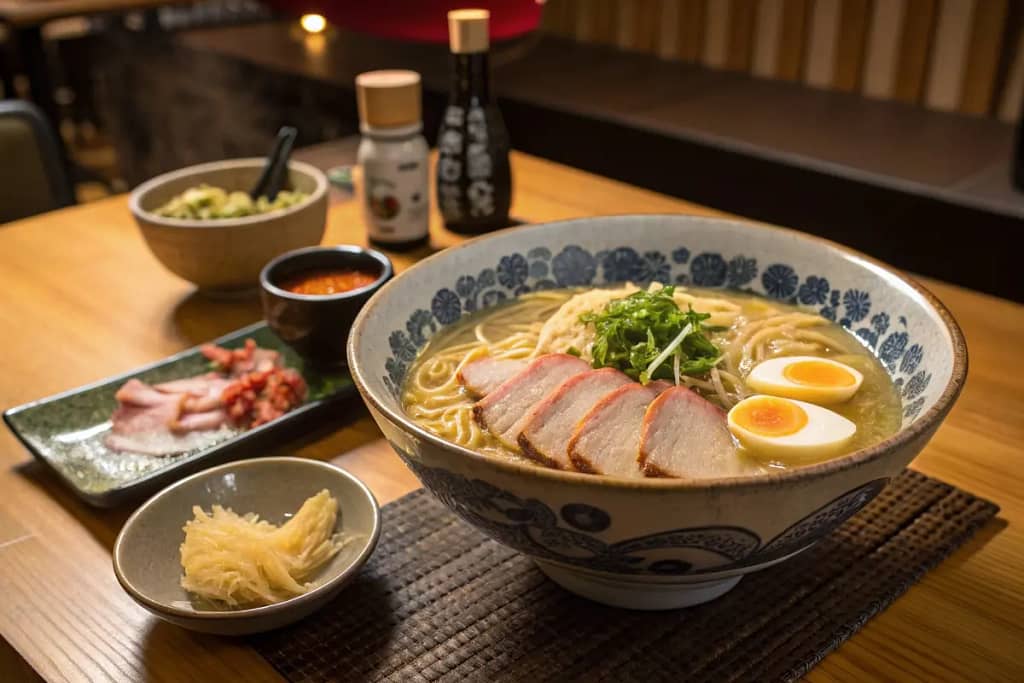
[535, 560, 743, 610]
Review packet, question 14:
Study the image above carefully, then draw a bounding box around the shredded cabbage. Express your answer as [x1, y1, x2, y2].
[179, 489, 348, 607]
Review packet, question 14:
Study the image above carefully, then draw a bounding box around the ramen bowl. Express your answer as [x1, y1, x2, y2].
[347, 215, 966, 610]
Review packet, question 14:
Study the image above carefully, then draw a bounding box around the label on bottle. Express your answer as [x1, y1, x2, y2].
[362, 157, 429, 243]
[438, 106, 498, 221]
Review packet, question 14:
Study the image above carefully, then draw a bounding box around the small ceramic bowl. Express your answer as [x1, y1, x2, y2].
[113, 457, 380, 635]
[129, 158, 329, 293]
[260, 245, 393, 367]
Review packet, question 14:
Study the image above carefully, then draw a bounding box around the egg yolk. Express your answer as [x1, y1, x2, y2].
[732, 397, 808, 436]
[782, 360, 857, 388]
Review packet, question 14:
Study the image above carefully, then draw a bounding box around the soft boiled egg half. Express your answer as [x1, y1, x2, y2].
[745, 356, 863, 405]
[727, 395, 856, 461]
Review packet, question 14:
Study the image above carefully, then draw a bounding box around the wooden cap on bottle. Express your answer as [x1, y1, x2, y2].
[355, 70, 422, 129]
[448, 9, 489, 54]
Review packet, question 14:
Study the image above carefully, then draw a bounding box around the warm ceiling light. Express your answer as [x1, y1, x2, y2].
[300, 13, 327, 34]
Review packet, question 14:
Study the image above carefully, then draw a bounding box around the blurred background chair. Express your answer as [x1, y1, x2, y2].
[0, 99, 74, 223]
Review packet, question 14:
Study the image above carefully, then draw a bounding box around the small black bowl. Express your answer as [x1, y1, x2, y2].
[260, 246, 393, 367]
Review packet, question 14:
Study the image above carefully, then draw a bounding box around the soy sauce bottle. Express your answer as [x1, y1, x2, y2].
[436, 9, 513, 234]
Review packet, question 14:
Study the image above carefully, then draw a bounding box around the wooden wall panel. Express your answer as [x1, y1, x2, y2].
[726, 0, 758, 71]
[806, 0, 842, 87]
[924, 0, 975, 111]
[574, 0, 596, 42]
[998, 32, 1024, 122]
[677, 0, 708, 62]
[833, 0, 871, 92]
[862, 0, 906, 99]
[540, 0, 569, 37]
[702, 0, 731, 67]
[893, 0, 939, 103]
[616, 0, 636, 49]
[753, 0, 784, 77]
[960, 0, 1009, 115]
[591, 0, 619, 47]
[631, 0, 662, 53]
[776, 0, 812, 81]
[659, 0, 682, 58]
[537, 0, 1018, 118]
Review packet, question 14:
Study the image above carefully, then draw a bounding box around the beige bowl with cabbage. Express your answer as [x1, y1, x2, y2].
[129, 158, 328, 293]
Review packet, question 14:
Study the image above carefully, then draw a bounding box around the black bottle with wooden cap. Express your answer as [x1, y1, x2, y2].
[436, 8, 513, 234]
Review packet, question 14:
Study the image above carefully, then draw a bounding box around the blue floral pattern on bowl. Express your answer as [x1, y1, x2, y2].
[400, 456, 888, 576]
[383, 243, 932, 421]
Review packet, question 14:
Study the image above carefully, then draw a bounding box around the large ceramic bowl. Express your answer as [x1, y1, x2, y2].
[347, 215, 966, 610]
[129, 158, 328, 293]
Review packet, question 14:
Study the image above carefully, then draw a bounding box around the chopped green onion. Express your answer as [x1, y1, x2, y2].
[641, 323, 692, 384]
[579, 286, 720, 383]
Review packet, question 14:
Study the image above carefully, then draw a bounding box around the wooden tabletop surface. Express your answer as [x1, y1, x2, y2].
[0, 150, 1021, 682]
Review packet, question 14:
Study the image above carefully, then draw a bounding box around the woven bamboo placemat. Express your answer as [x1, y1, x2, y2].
[252, 469, 998, 682]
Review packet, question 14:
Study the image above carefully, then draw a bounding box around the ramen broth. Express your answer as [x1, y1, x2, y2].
[402, 286, 902, 474]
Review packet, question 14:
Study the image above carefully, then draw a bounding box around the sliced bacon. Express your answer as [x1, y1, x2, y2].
[638, 386, 743, 479]
[114, 378, 174, 407]
[200, 339, 281, 376]
[200, 342, 236, 370]
[106, 382, 191, 454]
[156, 373, 233, 413]
[171, 409, 229, 433]
[107, 340, 302, 454]
[568, 382, 669, 477]
[154, 373, 221, 395]
[517, 368, 632, 469]
[109, 389, 185, 435]
[182, 394, 222, 413]
[457, 357, 528, 398]
[473, 354, 589, 450]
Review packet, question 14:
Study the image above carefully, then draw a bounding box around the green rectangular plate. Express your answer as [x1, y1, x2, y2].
[3, 322, 356, 508]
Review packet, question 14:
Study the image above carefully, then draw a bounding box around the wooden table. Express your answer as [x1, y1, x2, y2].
[0, 151, 1022, 682]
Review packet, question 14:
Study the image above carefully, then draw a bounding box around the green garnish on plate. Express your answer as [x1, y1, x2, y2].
[580, 286, 720, 384]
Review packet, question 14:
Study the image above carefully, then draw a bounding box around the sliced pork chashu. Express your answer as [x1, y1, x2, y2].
[638, 386, 743, 478]
[457, 357, 529, 398]
[517, 368, 632, 469]
[472, 354, 590, 450]
[568, 382, 669, 477]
